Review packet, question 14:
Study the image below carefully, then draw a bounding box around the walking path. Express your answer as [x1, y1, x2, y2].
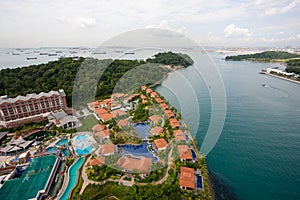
[79, 142, 174, 194]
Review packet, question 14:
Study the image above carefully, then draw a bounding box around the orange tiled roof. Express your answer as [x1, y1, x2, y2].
[170, 118, 180, 128]
[174, 130, 185, 141]
[101, 143, 117, 155]
[150, 126, 164, 135]
[160, 103, 168, 110]
[99, 112, 114, 122]
[90, 157, 105, 166]
[118, 119, 128, 127]
[141, 85, 147, 90]
[149, 115, 161, 122]
[151, 92, 158, 97]
[155, 97, 164, 103]
[95, 129, 110, 138]
[178, 145, 192, 160]
[95, 108, 108, 115]
[146, 88, 153, 93]
[154, 138, 168, 149]
[112, 109, 127, 117]
[179, 166, 195, 189]
[87, 101, 100, 109]
[112, 93, 125, 99]
[117, 155, 152, 172]
[165, 110, 175, 118]
[92, 124, 106, 132]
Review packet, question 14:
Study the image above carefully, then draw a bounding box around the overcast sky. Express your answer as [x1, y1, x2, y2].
[0, 0, 299, 48]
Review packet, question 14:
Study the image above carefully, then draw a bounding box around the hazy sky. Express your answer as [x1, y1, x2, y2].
[0, 0, 300, 48]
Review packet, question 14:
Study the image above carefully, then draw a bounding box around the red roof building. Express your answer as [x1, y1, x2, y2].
[117, 119, 129, 127]
[174, 130, 185, 141]
[101, 143, 117, 156]
[90, 157, 105, 166]
[150, 126, 164, 136]
[153, 138, 168, 151]
[179, 167, 195, 189]
[177, 145, 193, 161]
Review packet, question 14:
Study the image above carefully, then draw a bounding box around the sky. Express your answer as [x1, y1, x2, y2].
[0, 0, 300, 48]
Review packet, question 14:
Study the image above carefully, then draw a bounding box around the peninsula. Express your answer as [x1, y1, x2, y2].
[225, 51, 300, 83]
[0, 52, 212, 200]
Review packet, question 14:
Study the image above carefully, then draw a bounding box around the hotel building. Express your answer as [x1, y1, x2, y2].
[0, 89, 68, 128]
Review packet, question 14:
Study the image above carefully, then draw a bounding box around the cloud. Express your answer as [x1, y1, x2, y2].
[146, 20, 186, 34]
[224, 24, 252, 37]
[78, 17, 96, 28]
[57, 16, 96, 28]
[255, 0, 299, 15]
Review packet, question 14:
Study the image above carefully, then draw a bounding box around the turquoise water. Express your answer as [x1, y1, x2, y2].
[155, 52, 300, 200]
[75, 146, 93, 155]
[46, 147, 56, 153]
[60, 157, 84, 200]
[72, 134, 94, 155]
[75, 134, 88, 140]
[56, 138, 68, 146]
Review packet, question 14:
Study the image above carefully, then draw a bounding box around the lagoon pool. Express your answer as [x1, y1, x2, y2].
[56, 138, 68, 146]
[72, 133, 96, 155]
[134, 123, 150, 138]
[118, 141, 158, 162]
[46, 146, 68, 157]
[60, 157, 84, 200]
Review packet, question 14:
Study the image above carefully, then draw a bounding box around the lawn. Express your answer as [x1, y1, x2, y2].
[77, 115, 99, 131]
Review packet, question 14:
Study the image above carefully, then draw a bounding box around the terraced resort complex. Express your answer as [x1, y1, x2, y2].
[0, 84, 211, 199]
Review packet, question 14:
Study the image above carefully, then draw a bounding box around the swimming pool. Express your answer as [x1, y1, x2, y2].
[56, 138, 68, 147]
[46, 146, 69, 156]
[197, 176, 203, 189]
[72, 133, 96, 155]
[134, 123, 150, 138]
[118, 141, 158, 162]
[60, 157, 84, 200]
[191, 149, 197, 159]
[74, 134, 88, 140]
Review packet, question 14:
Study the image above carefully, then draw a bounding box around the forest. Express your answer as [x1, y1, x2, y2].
[0, 52, 193, 107]
[225, 51, 300, 61]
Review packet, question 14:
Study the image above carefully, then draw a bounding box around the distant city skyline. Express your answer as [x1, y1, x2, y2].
[0, 0, 300, 48]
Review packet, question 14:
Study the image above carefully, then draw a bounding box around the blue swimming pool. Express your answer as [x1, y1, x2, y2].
[134, 123, 150, 139]
[191, 149, 197, 159]
[56, 138, 68, 147]
[75, 146, 93, 155]
[197, 176, 203, 189]
[118, 141, 158, 162]
[185, 134, 189, 141]
[60, 157, 84, 200]
[46, 147, 56, 153]
[46, 146, 69, 156]
[74, 134, 88, 140]
[72, 134, 95, 155]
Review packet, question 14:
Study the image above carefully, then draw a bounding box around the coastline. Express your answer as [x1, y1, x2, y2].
[260, 71, 300, 84]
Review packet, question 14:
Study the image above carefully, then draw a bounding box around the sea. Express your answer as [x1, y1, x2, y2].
[0, 47, 299, 200]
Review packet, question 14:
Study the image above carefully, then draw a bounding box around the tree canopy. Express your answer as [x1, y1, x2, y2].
[0, 52, 193, 106]
[225, 51, 300, 61]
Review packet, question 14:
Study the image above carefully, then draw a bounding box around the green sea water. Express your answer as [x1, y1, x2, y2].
[155, 52, 300, 200]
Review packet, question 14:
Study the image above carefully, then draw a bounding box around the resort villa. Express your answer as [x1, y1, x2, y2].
[179, 166, 195, 190]
[178, 145, 193, 162]
[153, 138, 168, 151]
[101, 143, 117, 156]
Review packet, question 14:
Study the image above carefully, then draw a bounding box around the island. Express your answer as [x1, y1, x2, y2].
[225, 51, 300, 83]
[0, 52, 213, 200]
